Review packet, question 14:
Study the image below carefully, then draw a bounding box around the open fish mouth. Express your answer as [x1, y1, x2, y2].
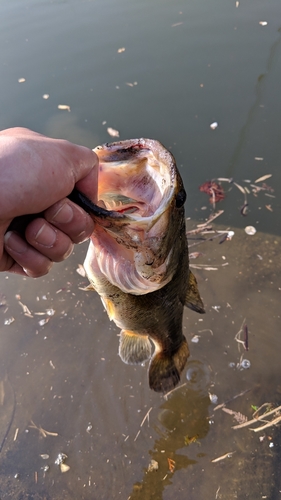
[83, 138, 186, 295]
[94, 138, 177, 231]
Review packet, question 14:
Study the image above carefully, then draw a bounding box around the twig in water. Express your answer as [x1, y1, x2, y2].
[214, 388, 252, 411]
[212, 451, 236, 463]
[134, 407, 153, 441]
[29, 420, 58, 438]
[232, 405, 281, 430]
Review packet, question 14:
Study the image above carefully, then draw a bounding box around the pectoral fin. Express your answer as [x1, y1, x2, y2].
[119, 330, 152, 365]
[83, 283, 96, 292]
[185, 271, 205, 314]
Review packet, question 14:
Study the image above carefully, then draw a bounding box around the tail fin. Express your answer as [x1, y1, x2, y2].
[148, 337, 189, 393]
[185, 271, 205, 314]
[119, 330, 152, 365]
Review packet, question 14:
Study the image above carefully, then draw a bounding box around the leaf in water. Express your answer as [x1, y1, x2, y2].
[233, 182, 246, 194]
[222, 407, 248, 424]
[254, 174, 272, 183]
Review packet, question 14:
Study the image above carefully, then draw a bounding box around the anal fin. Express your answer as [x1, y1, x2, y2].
[185, 270, 205, 314]
[149, 337, 189, 393]
[119, 330, 152, 365]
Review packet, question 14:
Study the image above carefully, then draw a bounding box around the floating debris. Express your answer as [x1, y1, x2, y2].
[240, 359, 251, 370]
[76, 264, 86, 277]
[199, 181, 225, 204]
[86, 423, 93, 433]
[222, 407, 248, 424]
[40, 454, 49, 460]
[38, 317, 50, 326]
[212, 451, 235, 463]
[148, 459, 158, 472]
[245, 226, 256, 235]
[4, 317, 15, 325]
[60, 463, 70, 473]
[117, 47, 125, 53]
[107, 127, 120, 138]
[58, 104, 71, 111]
[209, 393, 218, 404]
[210, 122, 218, 130]
[254, 174, 272, 183]
[55, 453, 67, 465]
[259, 21, 268, 26]
[233, 404, 281, 431]
[191, 335, 200, 343]
[42, 94, 49, 99]
[29, 420, 58, 438]
[167, 458, 176, 473]
[18, 78, 26, 83]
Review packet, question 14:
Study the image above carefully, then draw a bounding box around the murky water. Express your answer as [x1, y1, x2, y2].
[1, 0, 281, 498]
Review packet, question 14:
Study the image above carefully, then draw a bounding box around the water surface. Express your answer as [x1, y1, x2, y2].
[0, 0, 281, 498]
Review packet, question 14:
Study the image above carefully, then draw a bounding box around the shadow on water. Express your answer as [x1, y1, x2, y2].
[0, 224, 280, 499]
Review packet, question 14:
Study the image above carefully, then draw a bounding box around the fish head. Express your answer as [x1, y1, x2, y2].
[84, 138, 188, 295]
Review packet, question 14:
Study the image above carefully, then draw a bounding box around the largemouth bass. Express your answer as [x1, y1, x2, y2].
[83, 139, 205, 392]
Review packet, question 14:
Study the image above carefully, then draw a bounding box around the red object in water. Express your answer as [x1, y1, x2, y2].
[199, 181, 225, 204]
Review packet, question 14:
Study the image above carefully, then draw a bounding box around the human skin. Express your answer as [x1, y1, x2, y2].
[0, 127, 98, 277]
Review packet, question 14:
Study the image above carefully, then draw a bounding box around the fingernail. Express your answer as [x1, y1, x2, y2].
[34, 223, 56, 247]
[51, 202, 74, 224]
[4, 231, 29, 254]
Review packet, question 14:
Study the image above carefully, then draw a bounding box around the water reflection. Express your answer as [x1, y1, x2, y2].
[129, 387, 210, 499]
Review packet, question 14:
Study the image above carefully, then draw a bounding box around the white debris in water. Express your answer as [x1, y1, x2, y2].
[4, 317, 15, 325]
[227, 230, 235, 240]
[117, 47, 125, 53]
[107, 127, 120, 137]
[240, 359, 251, 370]
[191, 335, 200, 343]
[58, 104, 71, 111]
[245, 226, 256, 235]
[209, 393, 218, 404]
[38, 318, 50, 326]
[42, 94, 49, 99]
[46, 308, 55, 316]
[148, 459, 158, 472]
[259, 21, 268, 26]
[18, 78, 26, 83]
[210, 121, 218, 130]
[60, 464, 70, 473]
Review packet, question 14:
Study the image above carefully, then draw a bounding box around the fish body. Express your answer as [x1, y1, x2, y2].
[84, 139, 204, 392]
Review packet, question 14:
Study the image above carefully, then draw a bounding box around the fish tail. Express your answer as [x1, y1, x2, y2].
[185, 271, 205, 314]
[149, 337, 189, 393]
[119, 330, 152, 365]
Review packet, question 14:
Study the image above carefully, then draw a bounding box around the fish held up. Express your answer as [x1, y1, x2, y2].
[83, 139, 205, 393]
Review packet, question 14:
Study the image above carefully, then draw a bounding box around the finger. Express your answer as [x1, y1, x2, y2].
[4, 232, 53, 277]
[75, 165, 99, 203]
[44, 199, 95, 243]
[24, 219, 74, 262]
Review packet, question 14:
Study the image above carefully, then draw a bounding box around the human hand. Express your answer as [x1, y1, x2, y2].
[0, 127, 98, 277]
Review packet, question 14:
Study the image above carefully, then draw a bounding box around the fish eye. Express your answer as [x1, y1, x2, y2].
[175, 189, 186, 208]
